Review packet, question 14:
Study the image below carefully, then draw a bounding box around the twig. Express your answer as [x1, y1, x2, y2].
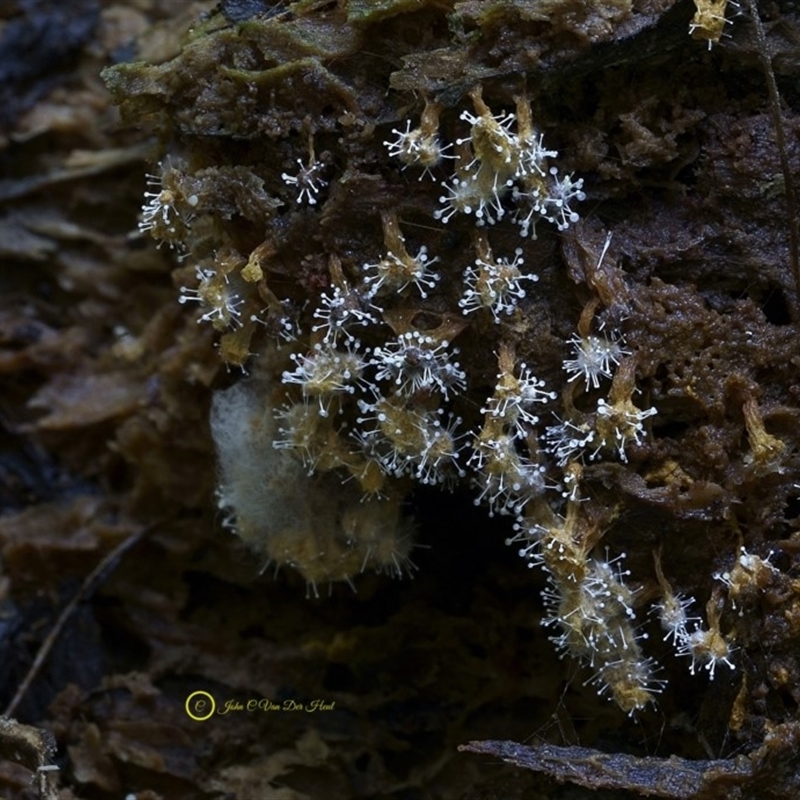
[747, 0, 800, 318]
[3, 523, 153, 719]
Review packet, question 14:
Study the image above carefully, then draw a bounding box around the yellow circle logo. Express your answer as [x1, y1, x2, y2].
[185, 691, 216, 721]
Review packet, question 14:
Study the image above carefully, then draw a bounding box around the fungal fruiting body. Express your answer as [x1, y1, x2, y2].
[211, 381, 414, 595]
[126, 61, 755, 719]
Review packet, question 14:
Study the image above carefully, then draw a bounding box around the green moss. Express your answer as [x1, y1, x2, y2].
[345, 0, 434, 24]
